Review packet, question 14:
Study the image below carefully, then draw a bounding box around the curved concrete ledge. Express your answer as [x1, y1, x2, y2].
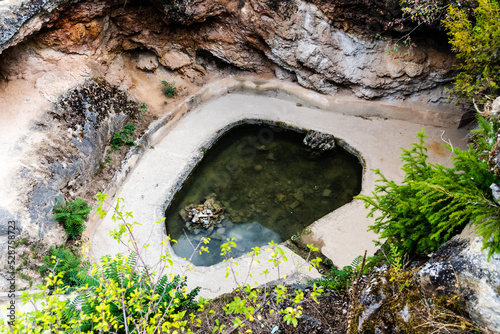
[85, 78, 470, 299]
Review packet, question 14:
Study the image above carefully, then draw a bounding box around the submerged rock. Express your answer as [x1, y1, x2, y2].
[181, 193, 225, 230]
[303, 131, 336, 151]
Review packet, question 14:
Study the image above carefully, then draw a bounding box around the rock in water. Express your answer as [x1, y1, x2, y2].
[303, 131, 335, 151]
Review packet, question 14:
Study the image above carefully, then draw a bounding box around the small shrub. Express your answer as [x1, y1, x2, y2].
[3, 194, 324, 334]
[64, 252, 200, 333]
[52, 198, 92, 239]
[356, 115, 500, 258]
[161, 80, 178, 97]
[139, 102, 147, 118]
[443, 0, 500, 104]
[110, 123, 136, 151]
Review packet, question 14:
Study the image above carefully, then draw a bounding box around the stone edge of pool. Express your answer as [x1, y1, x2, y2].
[83, 78, 469, 299]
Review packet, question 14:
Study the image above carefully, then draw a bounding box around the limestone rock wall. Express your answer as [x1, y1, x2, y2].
[419, 225, 500, 333]
[1, 0, 456, 103]
[0, 0, 72, 54]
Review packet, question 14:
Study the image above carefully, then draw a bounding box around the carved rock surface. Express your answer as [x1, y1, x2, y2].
[1, 0, 457, 103]
[418, 225, 500, 333]
[29, 78, 140, 237]
[136, 52, 159, 72]
[0, 0, 71, 54]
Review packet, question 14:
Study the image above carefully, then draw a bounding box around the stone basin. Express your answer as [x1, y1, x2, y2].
[85, 79, 470, 298]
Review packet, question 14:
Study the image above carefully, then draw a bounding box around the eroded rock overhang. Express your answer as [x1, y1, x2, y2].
[1, 0, 460, 106]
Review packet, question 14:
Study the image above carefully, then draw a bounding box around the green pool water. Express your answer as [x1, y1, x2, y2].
[165, 122, 362, 266]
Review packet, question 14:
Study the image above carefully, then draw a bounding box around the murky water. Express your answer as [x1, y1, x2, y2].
[165, 123, 362, 266]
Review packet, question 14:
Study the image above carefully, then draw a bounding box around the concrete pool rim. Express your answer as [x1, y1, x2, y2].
[85, 77, 469, 298]
[158, 118, 366, 266]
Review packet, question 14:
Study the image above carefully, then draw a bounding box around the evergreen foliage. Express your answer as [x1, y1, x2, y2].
[443, 0, 500, 104]
[52, 197, 92, 239]
[356, 116, 500, 258]
[38, 246, 88, 290]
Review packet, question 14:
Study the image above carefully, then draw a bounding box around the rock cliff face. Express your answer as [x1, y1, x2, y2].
[1, 0, 455, 103]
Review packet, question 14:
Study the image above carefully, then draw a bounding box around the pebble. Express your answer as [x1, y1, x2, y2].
[254, 165, 263, 172]
[322, 189, 332, 197]
[294, 190, 304, 202]
[276, 193, 286, 202]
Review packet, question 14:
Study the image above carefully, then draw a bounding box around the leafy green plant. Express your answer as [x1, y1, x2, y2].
[356, 116, 500, 258]
[64, 252, 200, 333]
[310, 255, 363, 294]
[38, 246, 88, 290]
[392, 0, 499, 105]
[4, 193, 325, 333]
[139, 102, 147, 118]
[52, 198, 92, 239]
[110, 123, 136, 151]
[443, 0, 500, 104]
[386, 243, 412, 292]
[161, 80, 178, 98]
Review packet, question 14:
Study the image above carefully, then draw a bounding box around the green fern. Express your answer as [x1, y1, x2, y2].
[310, 255, 363, 293]
[356, 115, 500, 258]
[52, 198, 92, 239]
[38, 246, 89, 291]
[65, 252, 200, 333]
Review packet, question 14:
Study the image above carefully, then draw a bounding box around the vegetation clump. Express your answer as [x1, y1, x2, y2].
[110, 123, 137, 151]
[3, 194, 326, 333]
[393, 0, 499, 106]
[52, 198, 92, 239]
[356, 115, 500, 258]
[443, 0, 500, 104]
[38, 246, 88, 290]
[161, 80, 178, 98]
[310, 256, 363, 294]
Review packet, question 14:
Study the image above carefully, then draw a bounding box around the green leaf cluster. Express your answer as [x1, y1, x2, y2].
[38, 246, 88, 291]
[110, 123, 136, 151]
[6, 194, 326, 333]
[63, 252, 200, 333]
[161, 80, 178, 98]
[53, 198, 92, 239]
[310, 256, 362, 294]
[356, 116, 500, 258]
[443, 0, 500, 104]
